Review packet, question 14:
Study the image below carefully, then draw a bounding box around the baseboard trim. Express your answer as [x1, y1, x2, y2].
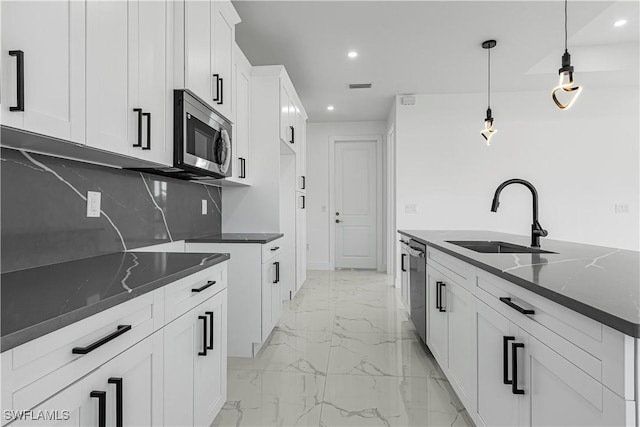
[307, 262, 332, 270]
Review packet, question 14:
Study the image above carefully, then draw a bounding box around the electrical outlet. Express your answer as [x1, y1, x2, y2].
[202, 199, 207, 215]
[405, 203, 417, 214]
[87, 191, 101, 217]
[615, 203, 629, 214]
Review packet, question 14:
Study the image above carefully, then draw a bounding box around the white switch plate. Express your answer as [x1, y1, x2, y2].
[87, 191, 101, 217]
[202, 199, 208, 215]
[405, 203, 417, 214]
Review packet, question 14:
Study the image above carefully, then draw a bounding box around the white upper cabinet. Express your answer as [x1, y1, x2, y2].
[177, 0, 239, 120]
[86, 0, 172, 166]
[1, 0, 85, 143]
[222, 43, 252, 186]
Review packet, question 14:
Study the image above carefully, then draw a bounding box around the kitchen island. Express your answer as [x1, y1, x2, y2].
[399, 229, 639, 427]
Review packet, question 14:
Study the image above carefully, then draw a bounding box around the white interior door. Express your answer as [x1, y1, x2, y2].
[335, 140, 377, 269]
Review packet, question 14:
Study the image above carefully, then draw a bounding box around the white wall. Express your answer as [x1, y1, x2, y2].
[394, 87, 639, 251]
[306, 121, 387, 269]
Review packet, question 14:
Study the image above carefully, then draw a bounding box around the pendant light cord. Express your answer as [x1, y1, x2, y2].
[564, 0, 568, 52]
[487, 47, 491, 108]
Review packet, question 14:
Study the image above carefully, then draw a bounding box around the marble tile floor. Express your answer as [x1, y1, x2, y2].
[212, 270, 474, 427]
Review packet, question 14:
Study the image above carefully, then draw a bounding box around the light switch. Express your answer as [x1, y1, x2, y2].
[405, 203, 417, 214]
[202, 199, 208, 215]
[87, 191, 101, 217]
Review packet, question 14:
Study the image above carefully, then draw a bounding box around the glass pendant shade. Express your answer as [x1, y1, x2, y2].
[480, 109, 497, 145]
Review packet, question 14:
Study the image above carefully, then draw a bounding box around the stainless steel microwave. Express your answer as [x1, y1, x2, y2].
[172, 89, 232, 180]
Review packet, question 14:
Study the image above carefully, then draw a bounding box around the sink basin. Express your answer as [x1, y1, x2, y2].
[447, 241, 556, 254]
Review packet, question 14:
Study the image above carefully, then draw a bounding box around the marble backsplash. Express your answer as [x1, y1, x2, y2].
[1, 147, 222, 273]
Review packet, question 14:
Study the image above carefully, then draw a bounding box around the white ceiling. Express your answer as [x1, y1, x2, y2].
[232, 1, 639, 122]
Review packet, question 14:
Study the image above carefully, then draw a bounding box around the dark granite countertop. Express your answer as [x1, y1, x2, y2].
[1, 252, 230, 351]
[185, 233, 284, 244]
[399, 230, 640, 337]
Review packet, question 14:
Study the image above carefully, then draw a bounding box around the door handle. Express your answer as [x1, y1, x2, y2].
[72, 325, 131, 354]
[438, 282, 446, 312]
[503, 336, 515, 384]
[205, 311, 214, 350]
[133, 108, 143, 147]
[500, 297, 535, 316]
[90, 391, 107, 427]
[107, 378, 123, 427]
[213, 74, 220, 102]
[142, 112, 151, 150]
[9, 50, 24, 111]
[511, 342, 525, 395]
[198, 315, 207, 356]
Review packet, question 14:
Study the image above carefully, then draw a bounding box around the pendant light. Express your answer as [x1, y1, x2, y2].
[551, 0, 583, 109]
[481, 40, 497, 145]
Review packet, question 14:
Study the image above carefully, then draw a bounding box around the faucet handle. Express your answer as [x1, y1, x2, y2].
[533, 221, 548, 237]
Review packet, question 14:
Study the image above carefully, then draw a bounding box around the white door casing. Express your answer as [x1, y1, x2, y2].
[333, 139, 378, 269]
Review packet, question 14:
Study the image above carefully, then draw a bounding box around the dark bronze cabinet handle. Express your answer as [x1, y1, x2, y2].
[500, 297, 535, 315]
[270, 246, 280, 251]
[512, 342, 525, 394]
[301, 195, 306, 209]
[108, 378, 123, 427]
[301, 175, 306, 189]
[239, 158, 246, 178]
[438, 282, 446, 312]
[133, 108, 143, 147]
[142, 112, 151, 150]
[503, 336, 515, 384]
[213, 74, 220, 102]
[205, 311, 214, 350]
[9, 50, 24, 111]
[90, 391, 107, 427]
[273, 261, 280, 283]
[72, 325, 131, 354]
[198, 315, 207, 356]
[218, 77, 224, 105]
[289, 125, 295, 144]
[192, 280, 216, 293]
[401, 254, 407, 272]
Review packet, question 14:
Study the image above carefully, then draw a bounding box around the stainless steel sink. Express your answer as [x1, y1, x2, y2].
[447, 241, 556, 254]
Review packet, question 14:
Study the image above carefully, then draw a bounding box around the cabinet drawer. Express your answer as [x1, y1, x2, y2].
[477, 270, 634, 399]
[262, 239, 283, 264]
[164, 263, 228, 324]
[2, 293, 157, 415]
[427, 247, 475, 292]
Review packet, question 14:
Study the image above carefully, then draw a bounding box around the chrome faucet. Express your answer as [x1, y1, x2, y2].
[490, 179, 548, 248]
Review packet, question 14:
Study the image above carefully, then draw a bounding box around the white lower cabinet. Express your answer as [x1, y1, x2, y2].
[185, 239, 284, 357]
[11, 332, 162, 427]
[164, 289, 227, 427]
[2, 263, 228, 427]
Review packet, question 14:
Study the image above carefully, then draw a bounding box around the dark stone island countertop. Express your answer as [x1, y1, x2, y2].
[185, 233, 284, 244]
[1, 251, 230, 351]
[399, 230, 640, 338]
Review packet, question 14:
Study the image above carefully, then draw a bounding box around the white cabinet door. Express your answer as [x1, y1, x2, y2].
[230, 45, 251, 184]
[295, 108, 306, 192]
[184, 0, 212, 105]
[447, 282, 476, 412]
[526, 334, 627, 427]
[476, 300, 525, 427]
[426, 268, 447, 363]
[1, 0, 85, 142]
[279, 83, 292, 144]
[163, 306, 196, 426]
[296, 197, 307, 292]
[400, 247, 410, 310]
[86, 0, 130, 157]
[211, 1, 234, 120]
[136, 0, 171, 165]
[194, 289, 227, 427]
[261, 257, 282, 340]
[13, 334, 160, 427]
[86, 0, 171, 164]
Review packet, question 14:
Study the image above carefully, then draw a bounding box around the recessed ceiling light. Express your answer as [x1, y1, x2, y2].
[327, 105, 334, 111]
[614, 19, 627, 27]
[348, 51, 358, 58]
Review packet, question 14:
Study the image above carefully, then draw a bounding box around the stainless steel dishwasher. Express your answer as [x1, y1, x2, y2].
[408, 239, 427, 343]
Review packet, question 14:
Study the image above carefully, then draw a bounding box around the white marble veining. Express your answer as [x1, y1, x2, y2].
[213, 270, 473, 427]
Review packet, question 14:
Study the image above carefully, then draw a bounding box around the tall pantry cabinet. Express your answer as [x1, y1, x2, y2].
[222, 65, 308, 299]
